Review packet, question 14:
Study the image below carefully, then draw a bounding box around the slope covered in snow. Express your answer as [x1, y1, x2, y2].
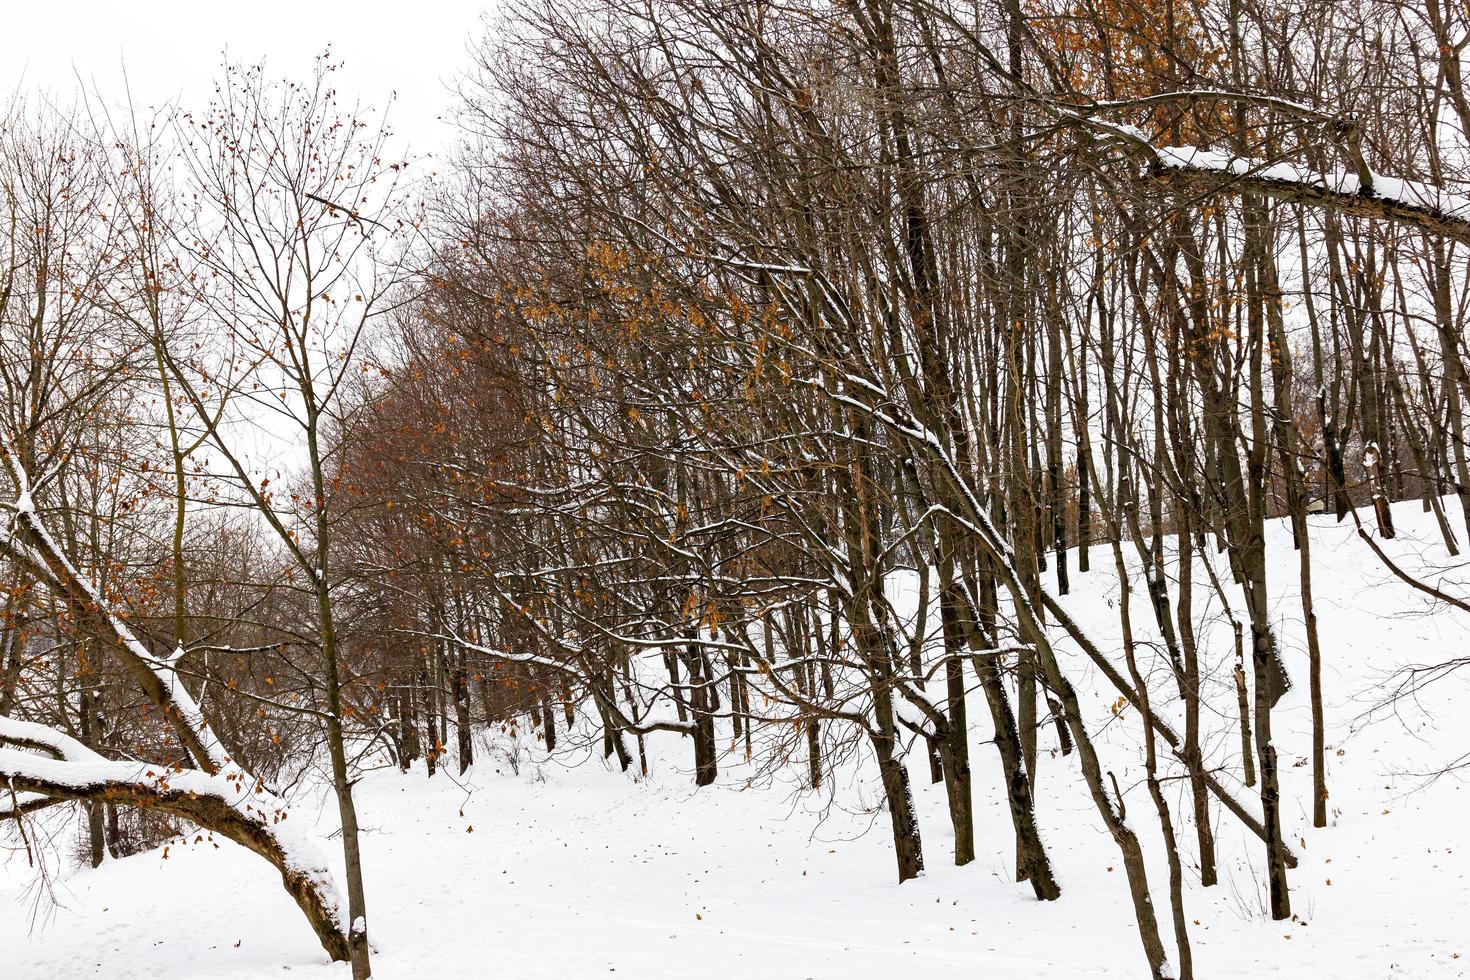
[3, 500, 1468, 979]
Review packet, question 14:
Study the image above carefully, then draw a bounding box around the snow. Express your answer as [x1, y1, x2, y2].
[0, 718, 104, 764]
[0, 750, 345, 932]
[4, 499, 1470, 978]
[1152, 145, 1470, 223]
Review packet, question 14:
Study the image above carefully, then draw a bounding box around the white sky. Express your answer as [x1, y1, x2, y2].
[1, 0, 492, 158]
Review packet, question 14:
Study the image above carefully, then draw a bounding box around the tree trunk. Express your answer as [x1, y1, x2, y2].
[453, 664, 473, 775]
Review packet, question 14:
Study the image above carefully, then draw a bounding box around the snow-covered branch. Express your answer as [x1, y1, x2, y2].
[1148, 146, 1470, 244]
[0, 732, 348, 960]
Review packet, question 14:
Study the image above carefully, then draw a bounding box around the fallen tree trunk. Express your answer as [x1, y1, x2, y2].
[1, 741, 349, 961]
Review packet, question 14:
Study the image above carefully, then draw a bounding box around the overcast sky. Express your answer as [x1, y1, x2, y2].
[1, 0, 491, 157]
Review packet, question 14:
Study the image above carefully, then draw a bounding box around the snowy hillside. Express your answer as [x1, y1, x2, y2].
[5, 499, 1466, 979]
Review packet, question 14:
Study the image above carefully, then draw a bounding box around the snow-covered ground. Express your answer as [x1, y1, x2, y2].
[4, 501, 1468, 978]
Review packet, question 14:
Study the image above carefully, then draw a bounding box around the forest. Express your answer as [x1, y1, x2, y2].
[4, 1, 1470, 977]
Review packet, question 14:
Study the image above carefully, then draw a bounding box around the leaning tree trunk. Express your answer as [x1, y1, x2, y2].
[0, 737, 349, 962]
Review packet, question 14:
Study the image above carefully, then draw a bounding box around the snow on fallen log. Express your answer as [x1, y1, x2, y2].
[0, 737, 348, 960]
[0, 716, 106, 762]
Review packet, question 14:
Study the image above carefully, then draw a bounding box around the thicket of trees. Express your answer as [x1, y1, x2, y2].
[7, 2, 1470, 977]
